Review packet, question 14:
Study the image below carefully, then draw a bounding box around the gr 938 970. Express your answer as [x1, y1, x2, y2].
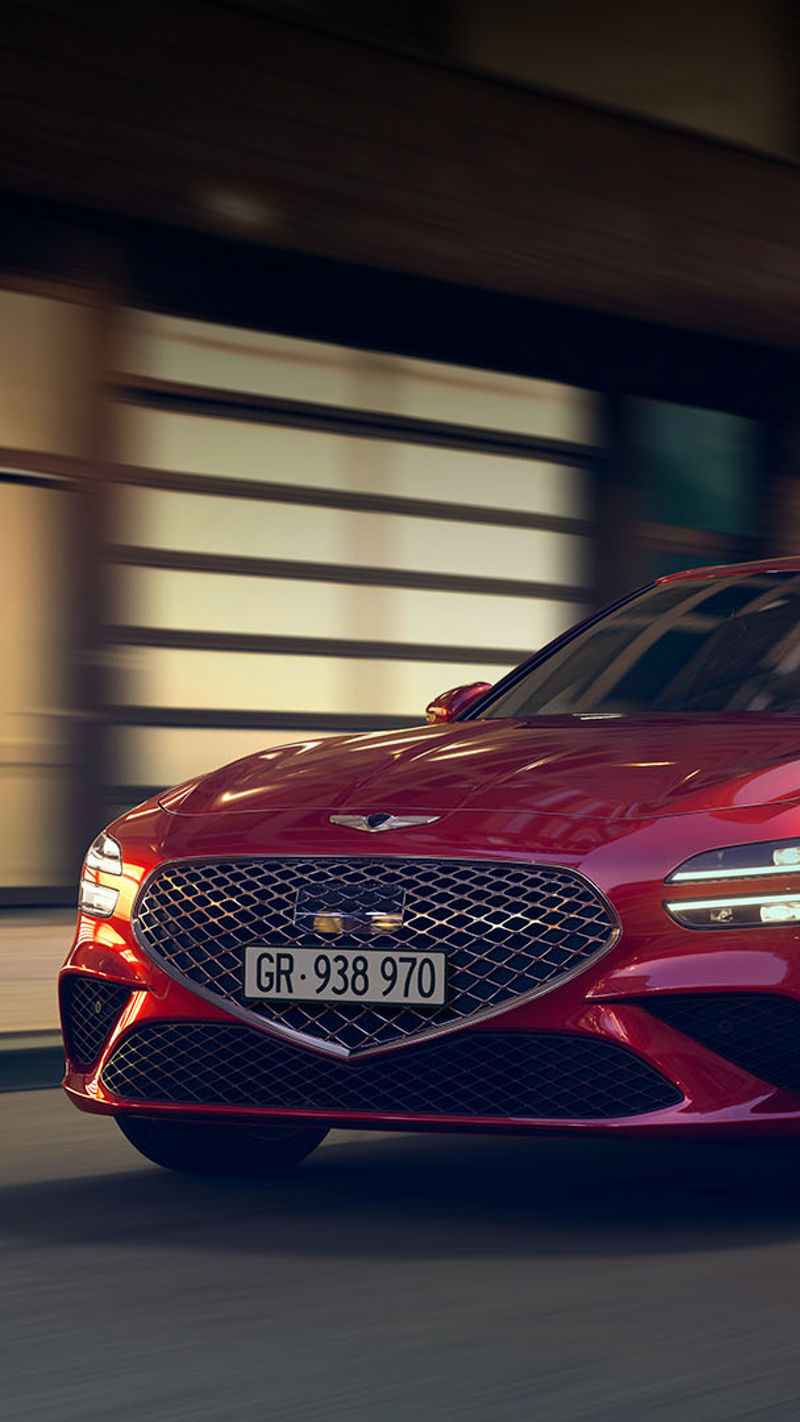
[243, 945, 447, 1004]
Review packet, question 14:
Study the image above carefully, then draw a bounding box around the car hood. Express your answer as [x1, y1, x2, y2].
[159, 714, 800, 821]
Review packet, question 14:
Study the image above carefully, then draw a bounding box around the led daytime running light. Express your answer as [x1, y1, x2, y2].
[671, 862, 800, 882]
[666, 892, 800, 912]
[667, 839, 800, 884]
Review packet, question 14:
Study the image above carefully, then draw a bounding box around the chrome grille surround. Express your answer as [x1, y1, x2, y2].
[132, 856, 620, 1058]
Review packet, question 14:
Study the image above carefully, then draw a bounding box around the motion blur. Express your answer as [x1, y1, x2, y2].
[4, 4, 800, 1420]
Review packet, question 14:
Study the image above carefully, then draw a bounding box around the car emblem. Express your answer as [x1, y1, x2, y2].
[329, 812, 440, 833]
[311, 910, 404, 935]
[295, 884, 406, 935]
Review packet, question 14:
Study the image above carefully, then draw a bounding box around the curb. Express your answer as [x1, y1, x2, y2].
[0, 1033, 65, 1092]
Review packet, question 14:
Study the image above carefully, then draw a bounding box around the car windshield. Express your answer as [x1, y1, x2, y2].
[479, 571, 800, 718]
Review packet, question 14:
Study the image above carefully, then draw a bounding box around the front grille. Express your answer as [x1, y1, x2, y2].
[60, 975, 132, 1069]
[133, 857, 618, 1054]
[101, 1022, 681, 1119]
[637, 992, 800, 1092]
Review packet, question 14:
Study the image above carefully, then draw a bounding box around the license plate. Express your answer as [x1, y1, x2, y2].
[243, 944, 446, 1005]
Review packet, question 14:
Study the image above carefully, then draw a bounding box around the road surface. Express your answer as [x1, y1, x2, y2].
[5, 1089, 800, 1421]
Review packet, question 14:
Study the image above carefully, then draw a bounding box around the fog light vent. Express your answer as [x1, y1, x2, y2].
[634, 992, 800, 1092]
[60, 975, 132, 1069]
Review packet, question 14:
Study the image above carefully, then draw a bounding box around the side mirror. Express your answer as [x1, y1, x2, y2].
[425, 682, 492, 725]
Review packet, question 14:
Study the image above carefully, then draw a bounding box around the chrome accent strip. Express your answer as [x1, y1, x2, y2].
[329, 813, 440, 833]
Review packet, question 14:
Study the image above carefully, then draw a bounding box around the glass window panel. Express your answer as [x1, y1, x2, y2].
[125, 314, 358, 408]
[0, 483, 71, 886]
[119, 488, 588, 588]
[121, 409, 589, 520]
[0, 769, 70, 887]
[115, 567, 583, 653]
[389, 355, 594, 442]
[118, 648, 513, 719]
[0, 292, 93, 456]
[632, 400, 758, 536]
[483, 573, 800, 718]
[123, 311, 596, 442]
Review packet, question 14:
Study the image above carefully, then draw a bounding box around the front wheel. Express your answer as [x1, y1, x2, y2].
[116, 1115, 329, 1176]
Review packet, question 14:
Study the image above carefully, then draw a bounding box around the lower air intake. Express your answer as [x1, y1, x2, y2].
[637, 992, 800, 1092]
[101, 1022, 682, 1120]
[60, 975, 132, 1069]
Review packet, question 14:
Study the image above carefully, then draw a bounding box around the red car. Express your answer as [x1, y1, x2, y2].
[60, 558, 800, 1173]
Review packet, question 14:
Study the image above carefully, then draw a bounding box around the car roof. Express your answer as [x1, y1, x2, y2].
[658, 556, 800, 582]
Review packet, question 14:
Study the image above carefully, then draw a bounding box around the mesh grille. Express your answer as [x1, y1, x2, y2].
[133, 857, 618, 1053]
[637, 992, 800, 1092]
[101, 1022, 681, 1119]
[60, 975, 132, 1069]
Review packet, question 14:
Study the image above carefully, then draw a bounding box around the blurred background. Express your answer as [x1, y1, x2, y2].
[2, 0, 800, 905]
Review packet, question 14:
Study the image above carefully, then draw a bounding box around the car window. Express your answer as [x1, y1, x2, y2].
[479, 571, 800, 717]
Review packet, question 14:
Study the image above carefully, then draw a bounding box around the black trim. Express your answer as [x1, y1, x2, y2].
[110, 544, 589, 603]
[115, 376, 603, 472]
[0, 447, 86, 483]
[108, 624, 525, 667]
[0, 469, 68, 491]
[106, 707, 418, 731]
[117, 461, 593, 536]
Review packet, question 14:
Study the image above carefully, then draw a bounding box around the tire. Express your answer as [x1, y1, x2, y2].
[116, 1114, 328, 1177]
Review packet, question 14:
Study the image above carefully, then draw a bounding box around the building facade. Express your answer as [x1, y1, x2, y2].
[1, 1, 799, 899]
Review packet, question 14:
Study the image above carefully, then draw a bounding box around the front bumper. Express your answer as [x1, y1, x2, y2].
[59, 800, 800, 1139]
[60, 938, 800, 1140]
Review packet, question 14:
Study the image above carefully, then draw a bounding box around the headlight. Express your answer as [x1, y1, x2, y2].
[85, 831, 123, 875]
[667, 840, 800, 882]
[665, 839, 800, 929]
[79, 831, 122, 918]
[78, 881, 121, 918]
[665, 891, 800, 929]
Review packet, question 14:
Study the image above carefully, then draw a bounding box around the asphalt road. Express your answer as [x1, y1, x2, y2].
[6, 1094, 800, 1422]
